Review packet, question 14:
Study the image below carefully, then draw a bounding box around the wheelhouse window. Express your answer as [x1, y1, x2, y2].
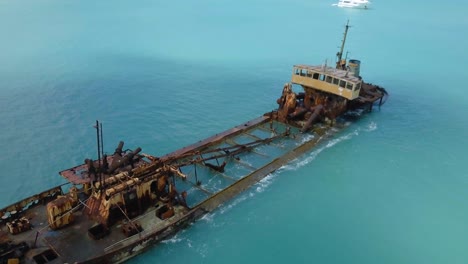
[333, 78, 339, 85]
[355, 82, 361, 91]
[319, 74, 325, 81]
[346, 82, 353, 90]
[326, 76, 333, 83]
[313, 73, 320, 79]
[339, 80, 346, 88]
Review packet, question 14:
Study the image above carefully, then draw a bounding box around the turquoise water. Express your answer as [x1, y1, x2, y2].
[1, 0, 468, 263]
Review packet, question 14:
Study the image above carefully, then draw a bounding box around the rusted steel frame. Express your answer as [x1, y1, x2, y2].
[229, 157, 257, 171]
[172, 164, 212, 195]
[242, 131, 288, 149]
[169, 166, 187, 180]
[174, 130, 289, 168]
[166, 132, 283, 164]
[86, 127, 336, 264]
[199, 165, 237, 182]
[103, 172, 161, 197]
[108, 165, 172, 190]
[225, 138, 270, 158]
[241, 131, 262, 141]
[301, 105, 324, 133]
[188, 182, 213, 195]
[357, 96, 381, 103]
[161, 116, 269, 161]
[161, 124, 289, 167]
[176, 145, 253, 168]
[194, 129, 330, 212]
[180, 168, 213, 195]
[256, 125, 276, 133]
[212, 172, 237, 182]
[78, 121, 340, 263]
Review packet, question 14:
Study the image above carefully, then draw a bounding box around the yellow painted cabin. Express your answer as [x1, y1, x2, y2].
[291, 65, 362, 100]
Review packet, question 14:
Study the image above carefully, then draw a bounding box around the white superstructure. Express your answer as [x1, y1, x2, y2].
[332, 0, 370, 8]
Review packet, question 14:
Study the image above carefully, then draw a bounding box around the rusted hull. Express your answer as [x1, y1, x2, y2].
[0, 82, 386, 264]
[81, 208, 202, 264]
[0, 186, 63, 219]
[76, 116, 335, 264]
[1, 109, 367, 264]
[0, 108, 382, 264]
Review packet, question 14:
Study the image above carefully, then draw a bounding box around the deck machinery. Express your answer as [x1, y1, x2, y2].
[275, 21, 386, 133]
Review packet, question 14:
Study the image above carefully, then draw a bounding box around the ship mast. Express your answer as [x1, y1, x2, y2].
[336, 20, 350, 69]
[95, 120, 104, 190]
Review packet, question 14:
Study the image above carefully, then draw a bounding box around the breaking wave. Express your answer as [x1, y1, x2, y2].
[255, 173, 275, 193]
[215, 173, 277, 216]
[278, 119, 377, 172]
[219, 191, 249, 214]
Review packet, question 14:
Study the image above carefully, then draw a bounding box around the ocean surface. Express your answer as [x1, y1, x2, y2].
[1, 0, 468, 263]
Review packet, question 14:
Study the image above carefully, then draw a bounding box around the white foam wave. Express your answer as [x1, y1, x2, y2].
[281, 129, 360, 172]
[364, 121, 377, 132]
[161, 230, 190, 245]
[255, 173, 275, 193]
[296, 134, 314, 145]
[219, 192, 253, 214]
[326, 129, 359, 148]
[219, 190, 250, 214]
[162, 235, 184, 244]
[200, 212, 216, 222]
[218, 173, 278, 215]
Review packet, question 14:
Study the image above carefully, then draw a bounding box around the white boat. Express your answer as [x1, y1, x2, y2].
[332, 0, 370, 8]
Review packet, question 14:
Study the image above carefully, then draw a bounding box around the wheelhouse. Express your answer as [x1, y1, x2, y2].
[291, 65, 362, 100]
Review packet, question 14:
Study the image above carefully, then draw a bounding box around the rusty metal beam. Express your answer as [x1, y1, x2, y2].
[172, 130, 288, 169]
[161, 116, 269, 162]
[194, 128, 331, 212]
[224, 138, 270, 158]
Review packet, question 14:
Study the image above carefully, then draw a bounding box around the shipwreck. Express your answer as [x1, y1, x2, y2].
[0, 21, 387, 264]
